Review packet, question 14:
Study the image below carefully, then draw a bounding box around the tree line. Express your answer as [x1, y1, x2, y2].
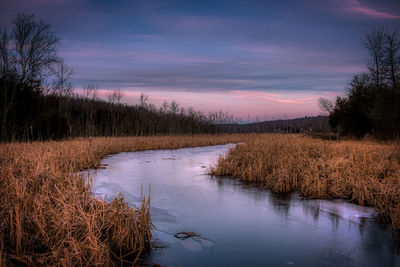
[0, 14, 244, 142]
[320, 27, 400, 139]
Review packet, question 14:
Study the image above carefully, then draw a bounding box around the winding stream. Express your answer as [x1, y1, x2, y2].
[90, 144, 400, 267]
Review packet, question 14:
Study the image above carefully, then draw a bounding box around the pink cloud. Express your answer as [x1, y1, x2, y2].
[231, 90, 317, 104]
[343, 0, 400, 19]
[322, 91, 343, 97]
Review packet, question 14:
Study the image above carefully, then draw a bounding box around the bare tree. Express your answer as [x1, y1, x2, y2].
[187, 107, 195, 118]
[180, 107, 186, 116]
[318, 98, 334, 114]
[51, 60, 74, 97]
[0, 29, 12, 75]
[83, 84, 98, 100]
[106, 89, 124, 136]
[114, 88, 124, 104]
[362, 28, 386, 87]
[107, 88, 124, 104]
[384, 30, 400, 89]
[139, 93, 148, 108]
[12, 14, 60, 85]
[161, 101, 168, 113]
[0, 29, 14, 140]
[0, 14, 60, 140]
[170, 100, 179, 114]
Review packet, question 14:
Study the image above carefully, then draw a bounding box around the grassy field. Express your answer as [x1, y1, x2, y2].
[211, 134, 400, 229]
[0, 134, 250, 266]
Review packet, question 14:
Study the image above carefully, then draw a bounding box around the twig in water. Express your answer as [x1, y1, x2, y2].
[174, 231, 200, 240]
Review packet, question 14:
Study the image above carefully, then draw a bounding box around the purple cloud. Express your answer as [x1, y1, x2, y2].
[343, 0, 400, 19]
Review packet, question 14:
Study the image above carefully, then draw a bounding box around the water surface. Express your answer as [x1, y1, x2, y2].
[90, 144, 400, 267]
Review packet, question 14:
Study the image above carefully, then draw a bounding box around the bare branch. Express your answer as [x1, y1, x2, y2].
[83, 84, 98, 99]
[318, 98, 334, 114]
[107, 88, 124, 104]
[139, 93, 148, 108]
[362, 27, 386, 87]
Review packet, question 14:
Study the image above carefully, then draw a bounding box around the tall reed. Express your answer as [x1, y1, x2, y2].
[0, 134, 249, 266]
[211, 134, 400, 229]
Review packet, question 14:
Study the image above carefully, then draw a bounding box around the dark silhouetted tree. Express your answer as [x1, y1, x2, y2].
[320, 27, 400, 139]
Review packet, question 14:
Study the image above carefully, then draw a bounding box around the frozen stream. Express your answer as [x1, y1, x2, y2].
[89, 144, 399, 267]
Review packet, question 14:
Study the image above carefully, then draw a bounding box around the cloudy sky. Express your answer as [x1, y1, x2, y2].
[1, 0, 399, 120]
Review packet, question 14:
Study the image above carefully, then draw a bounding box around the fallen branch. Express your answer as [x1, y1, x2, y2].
[174, 231, 200, 240]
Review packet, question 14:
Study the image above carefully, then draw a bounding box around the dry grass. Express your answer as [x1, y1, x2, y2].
[211, 134, 400, 229]
[0, 134, 249, 266]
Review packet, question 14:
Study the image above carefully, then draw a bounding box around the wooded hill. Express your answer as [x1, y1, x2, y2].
[217, 116, 329, 133]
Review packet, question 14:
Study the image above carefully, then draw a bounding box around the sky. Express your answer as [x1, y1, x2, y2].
[1, 0, 399, 121]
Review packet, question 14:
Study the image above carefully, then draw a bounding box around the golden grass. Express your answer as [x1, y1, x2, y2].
[0, 134, 250, 266]
[210, 134, 400, 229]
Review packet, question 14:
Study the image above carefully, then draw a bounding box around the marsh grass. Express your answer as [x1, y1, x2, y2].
[211, 134, 400, 229]
[0, 134, 249, 266]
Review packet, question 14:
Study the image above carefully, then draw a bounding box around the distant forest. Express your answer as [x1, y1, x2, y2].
[0, 14, 330, 142]
[320, 27, 400, 140]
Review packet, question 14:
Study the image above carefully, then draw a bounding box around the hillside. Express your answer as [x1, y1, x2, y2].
[217, 116, 329, 133]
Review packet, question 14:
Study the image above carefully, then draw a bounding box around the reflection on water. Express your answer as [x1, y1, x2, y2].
[90, 144, 400, 267]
